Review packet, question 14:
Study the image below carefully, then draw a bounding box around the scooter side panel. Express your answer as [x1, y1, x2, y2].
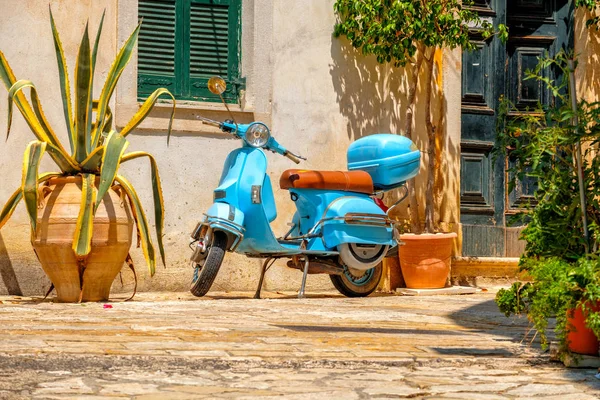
[291, 189, 395, 250]
[322, 196, 395, 248]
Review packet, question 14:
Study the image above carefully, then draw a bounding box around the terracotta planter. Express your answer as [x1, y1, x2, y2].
[567, 302, 600, 356]
[32, 177, 133, 302]
[398, 232, 457, 289]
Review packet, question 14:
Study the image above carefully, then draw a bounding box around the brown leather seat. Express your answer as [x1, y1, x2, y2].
[279, 169, 374, 195]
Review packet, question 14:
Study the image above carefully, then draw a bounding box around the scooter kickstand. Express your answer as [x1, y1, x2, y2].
[298, 256, 310, 299]
[254, 258, 273, 299]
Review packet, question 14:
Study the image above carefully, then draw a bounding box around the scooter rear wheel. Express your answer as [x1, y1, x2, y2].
[190, 231, 227, 297]
[330, 262, 383, 297]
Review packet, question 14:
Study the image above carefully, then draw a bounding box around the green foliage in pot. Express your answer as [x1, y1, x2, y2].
[495, 52, 600, 355]
[0, 9, 175, 275]
[497, 258, 600, 352]
[333, 0, 506, 233]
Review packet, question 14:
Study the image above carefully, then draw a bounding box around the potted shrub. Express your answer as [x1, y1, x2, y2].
[495, 52, 600, 358]
[0, 10, 174, 302]
[333, 0, 505, 288]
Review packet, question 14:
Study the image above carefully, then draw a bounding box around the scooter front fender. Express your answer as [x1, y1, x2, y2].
[204, 202, 245, 251]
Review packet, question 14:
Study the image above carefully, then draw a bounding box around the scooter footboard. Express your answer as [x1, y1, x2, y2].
[203, 203, 245, 251]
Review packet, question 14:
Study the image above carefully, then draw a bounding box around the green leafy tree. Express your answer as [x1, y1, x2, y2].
[333, 0, 505, 233]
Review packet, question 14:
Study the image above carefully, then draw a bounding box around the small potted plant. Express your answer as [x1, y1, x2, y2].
[333, 0, 506, 288]
[495, 52, 600, 359]
[497, 258, 600, 357]
[0, 9, 174, 302]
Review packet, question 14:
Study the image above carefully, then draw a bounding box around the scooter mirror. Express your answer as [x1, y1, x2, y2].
[208, 76, 227, 95]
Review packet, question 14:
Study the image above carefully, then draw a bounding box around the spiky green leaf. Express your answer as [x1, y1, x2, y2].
[1, 63, 53, 144]
[80, 146, 104, 172]
[121, 151, 166, 266]
[49, 7, 75, 154]
[72, 174, 97, 258]
[95, 131, 129, 211]
[8, 80, 74, 167]
[91, 23, 141, 149]
[0, 172, 61, 230]
[74, 24, 92, 163]
[121, 88, 175, 144]
[91, 10, 105, 74]
[21, 141, 47, 234]
[115, 174, 156, 276]
[0, 188, 22, 230]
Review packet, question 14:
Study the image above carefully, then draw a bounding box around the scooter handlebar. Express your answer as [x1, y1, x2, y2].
[284, 151, 301, 164]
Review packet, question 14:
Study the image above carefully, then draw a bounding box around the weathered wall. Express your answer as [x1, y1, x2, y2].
[0, 0, 460, 296]
[575, 8, 600, 103]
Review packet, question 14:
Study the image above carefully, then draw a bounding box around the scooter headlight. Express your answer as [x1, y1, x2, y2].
[245, 122, 271, 148]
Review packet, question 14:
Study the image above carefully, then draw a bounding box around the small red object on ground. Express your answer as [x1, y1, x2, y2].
[103, 304, 113, 309]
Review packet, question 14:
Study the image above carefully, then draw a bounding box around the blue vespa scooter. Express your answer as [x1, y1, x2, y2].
[189, 77, 420, 298]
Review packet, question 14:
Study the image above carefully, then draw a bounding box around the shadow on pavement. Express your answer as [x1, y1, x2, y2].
[448, 298, 600, 390]
[275, 324, 470, 336]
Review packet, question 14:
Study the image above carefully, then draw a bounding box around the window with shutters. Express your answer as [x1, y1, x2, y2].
[137, 0, 243, 103]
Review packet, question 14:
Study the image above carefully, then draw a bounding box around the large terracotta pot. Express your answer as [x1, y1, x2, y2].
[398, 232, 457, 289]
[567, 302, 600, 356]
[32, 176, 133, 302]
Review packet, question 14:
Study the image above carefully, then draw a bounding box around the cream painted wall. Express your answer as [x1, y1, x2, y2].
[0, 0, 461, 296]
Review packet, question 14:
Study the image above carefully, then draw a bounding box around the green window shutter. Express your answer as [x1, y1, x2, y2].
[137, 0, 242, 103]
[188, 0, 241, 103]
[138, 0, 177, 99]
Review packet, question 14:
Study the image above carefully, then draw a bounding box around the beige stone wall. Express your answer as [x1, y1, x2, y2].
[574, 8, 600, 103]
[0, 0, 461, 295]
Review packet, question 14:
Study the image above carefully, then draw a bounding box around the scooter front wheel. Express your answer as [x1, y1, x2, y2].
[330, 262, 383, 297]
[190, 231, 227, 297]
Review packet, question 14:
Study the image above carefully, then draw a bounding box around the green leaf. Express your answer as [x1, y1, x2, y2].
[80, 146, 104, 172]
[91, 23, 141, 150]
[121, 151, 166, 266]
[95, 131, 129, 211]
[0, 188, 22, 230]
[49, 7, 75, 154]
[7, 80, 76, 172]
[74, 23, 92, 163]
[72, 173, 97, 259]
[3, 72, 54, 145]
[91, 10, 105, 73]
[115, 174, 156, 276]
[21, 141, 47, 235]
[0, 172, 61, 230]
[121, 88, 175, 144]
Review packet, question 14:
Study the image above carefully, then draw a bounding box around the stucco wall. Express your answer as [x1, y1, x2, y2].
[575, 8, 600, 103]
[0, 0, 460, 296]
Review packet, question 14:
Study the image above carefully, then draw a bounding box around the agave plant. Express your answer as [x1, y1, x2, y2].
[0, 9, 175, 276]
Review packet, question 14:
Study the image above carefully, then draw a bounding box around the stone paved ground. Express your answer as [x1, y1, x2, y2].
[0, 291, 599, 399]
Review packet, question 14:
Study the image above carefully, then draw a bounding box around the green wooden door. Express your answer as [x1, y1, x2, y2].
[460, 0, 573, 257]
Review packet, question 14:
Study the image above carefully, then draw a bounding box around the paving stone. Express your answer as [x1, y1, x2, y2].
[363, 385, 428, 397]
[428, 382, 520, 394]
[505, 383, 581, 396]
[98, 382, 160, 396]
[33, 377, 94, 395]
[435, 393, 508, 400]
